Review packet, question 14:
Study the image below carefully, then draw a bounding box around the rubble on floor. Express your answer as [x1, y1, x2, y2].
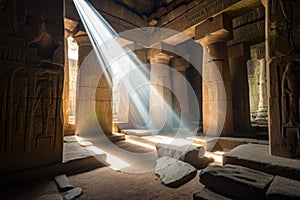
[155, 156, 197, 188]
[35, 174, 82, 200]
[194, 164, 300, 200]
[54, 174, 74, 192]
[156, 143, 207, 169]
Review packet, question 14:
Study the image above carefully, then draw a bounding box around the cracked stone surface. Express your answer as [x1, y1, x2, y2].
[266, 176, 300, 200]
[155, 156, 197, 188]
[200, 164, 274, 200]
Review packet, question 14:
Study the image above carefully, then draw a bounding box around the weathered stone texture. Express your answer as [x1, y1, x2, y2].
[193, 187, 231, 200]
[266, 176, 300, 200]
[156, 143, 205, 169]
[64, 187, 83, 200]
[54, 174, 74, 192]
[155, 156, 197, 188]
[199, 164, 274, 200]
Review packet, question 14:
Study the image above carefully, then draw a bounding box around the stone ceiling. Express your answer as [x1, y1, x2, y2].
[112, 0, 175, 17]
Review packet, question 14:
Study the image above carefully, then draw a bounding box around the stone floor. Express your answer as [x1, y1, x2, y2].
[0, 136, 207, 200]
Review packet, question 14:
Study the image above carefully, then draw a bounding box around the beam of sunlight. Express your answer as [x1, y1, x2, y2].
[73, 0, 196, 137]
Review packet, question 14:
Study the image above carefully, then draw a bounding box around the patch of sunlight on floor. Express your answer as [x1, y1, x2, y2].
[86, 146, 130, 170]
[125, 139, 156, 150]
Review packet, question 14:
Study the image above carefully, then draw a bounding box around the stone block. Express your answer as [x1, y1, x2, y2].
[64, 187, 83, 200]
[156, 143, 205, 169]
[155, 156, 197, 188]
[193, 187, 231, 200]
[54, 174, 73, 192]
[200, 164, 274, 200]
[266, 176, 300, 200]
[223, 144, 300, 181]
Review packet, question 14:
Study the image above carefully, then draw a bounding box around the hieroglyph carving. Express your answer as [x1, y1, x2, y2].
[165, 0, 240, 32]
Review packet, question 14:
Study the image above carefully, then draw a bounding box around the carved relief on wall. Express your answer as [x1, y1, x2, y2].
[278, 59, 300, 158]
[269, 0, 300, 57]
[281, 62, 300, 128]
[28, 16, 59, 61]
[9, 67, 29, 153]
[32, 73, 55, 137]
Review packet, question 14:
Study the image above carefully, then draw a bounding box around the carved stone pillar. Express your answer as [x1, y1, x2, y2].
[195, 13, 234, 136]
[171, 56, 190, 128]
[267, 0, 300, 158]
[228, 43, 251, 132]
[148, 50, 173, 130]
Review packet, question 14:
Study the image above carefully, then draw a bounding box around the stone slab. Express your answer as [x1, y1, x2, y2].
[121, 129, 153, 136]
[193, 187, 231, 200]
[156, 143, 205, 169]
[187, 136, 218, 151]
[266, 176, 300, 200]
[35, 194, 63, 200]
[54, 174, 73, 192]
[64, 136, 86, 143]
[155, 156, 197, 188]
[200, 164, 274, 200]
[65, 187, 83, 200]
[223, 144, 300, 181]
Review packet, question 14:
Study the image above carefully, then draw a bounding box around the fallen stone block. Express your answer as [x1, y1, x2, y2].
[155, 156, 197, 188]
[156, 143, 205, 169]
[193, 187, 231, 200]
[54, 174, 73, 192]
[35, 194, 63, 200]
[65, 187, 83, 200]
[266, 176, 300, 200]
[200, 164, 274, 200]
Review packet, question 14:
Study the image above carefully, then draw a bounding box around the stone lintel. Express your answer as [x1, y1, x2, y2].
[195, 13, 233, 45]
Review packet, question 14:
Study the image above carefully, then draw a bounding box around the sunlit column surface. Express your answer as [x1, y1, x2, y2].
[172, 56, 190, 128]
[67, 36, 79, 124]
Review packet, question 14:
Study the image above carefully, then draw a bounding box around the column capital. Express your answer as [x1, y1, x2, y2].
[195, 13, 233, 46]
[172, 56, 190, 72]
[148, 49, 172, 64]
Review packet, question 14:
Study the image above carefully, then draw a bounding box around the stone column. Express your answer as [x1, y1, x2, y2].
[255, 58, 268, 125]
[171, 56, 190, 128]
[128, 48, 150, 128]
[267, 0, 300, 158]
[195, 13, 234, 136]
[148, 50, 173, 131]
[228, 43, 251, 132]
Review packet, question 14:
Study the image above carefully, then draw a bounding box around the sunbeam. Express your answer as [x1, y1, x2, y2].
[73, 0, 195, 139]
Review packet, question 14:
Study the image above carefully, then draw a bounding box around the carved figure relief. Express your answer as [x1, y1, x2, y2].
[10, 68, 29, 137]
[29, 16, 59, 60]
[281, 61, 300, 138]
[270, 0, 300, 56]
[32, 73, 55, 138]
